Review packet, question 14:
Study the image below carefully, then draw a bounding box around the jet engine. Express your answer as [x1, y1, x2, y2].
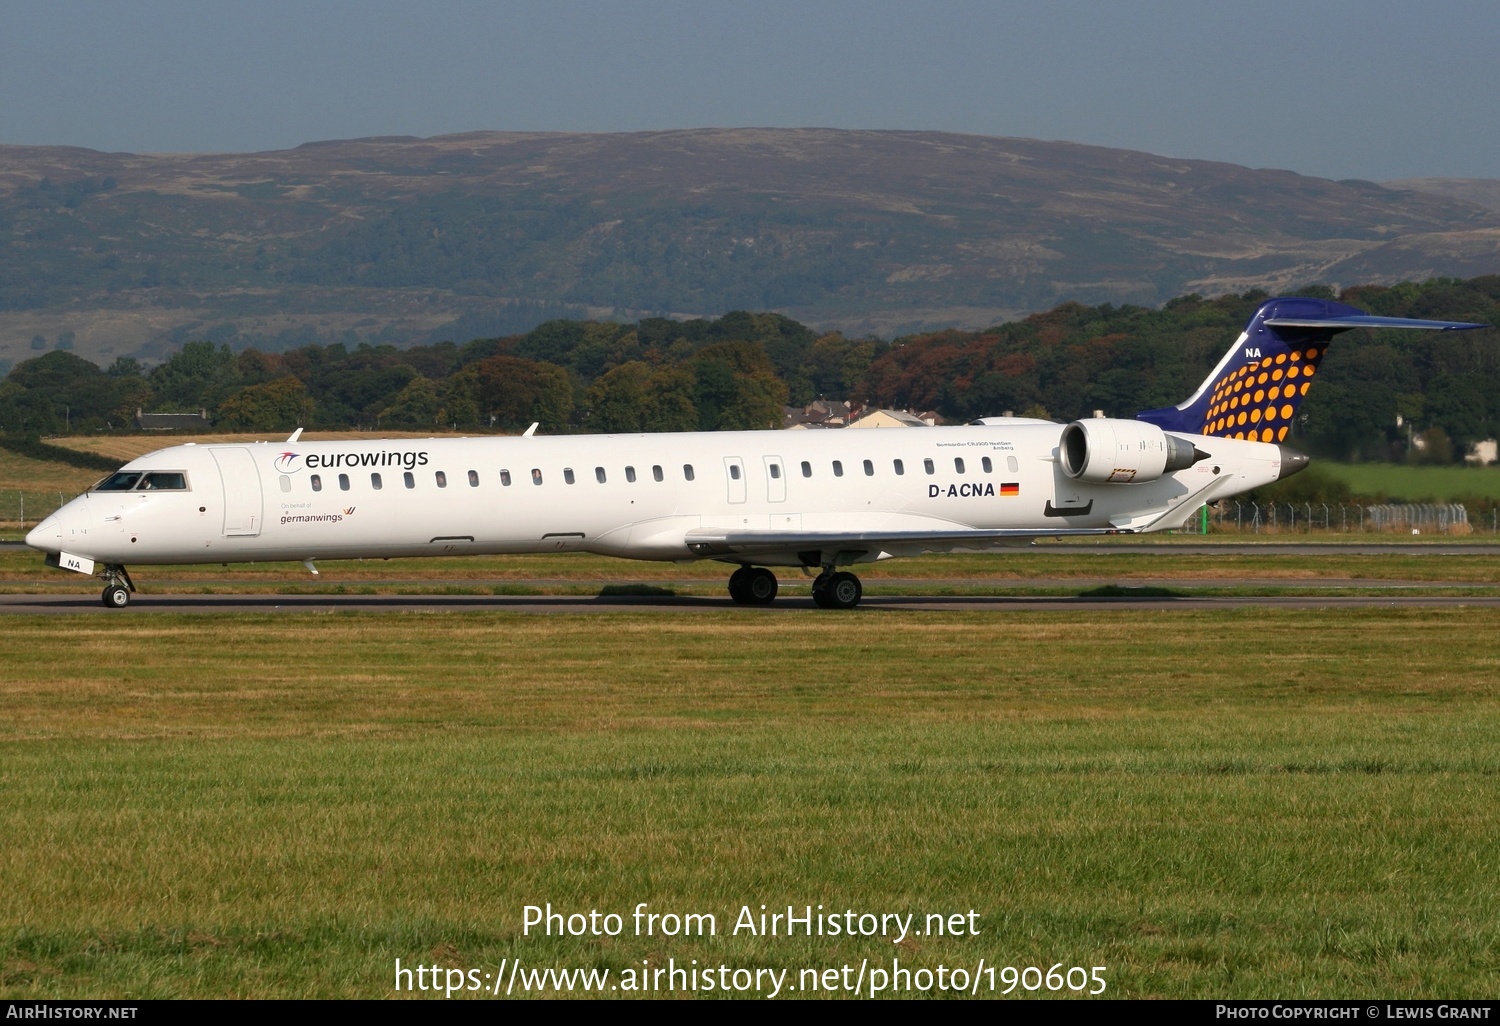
[1059, 419, 1203, 484]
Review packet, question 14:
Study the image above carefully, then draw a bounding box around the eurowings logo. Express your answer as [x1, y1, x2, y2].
[274, 451, 303, 473]
[343, 507, 356, 515]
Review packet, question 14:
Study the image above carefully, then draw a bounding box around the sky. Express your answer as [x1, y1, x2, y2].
[2, 0, 1498, 182]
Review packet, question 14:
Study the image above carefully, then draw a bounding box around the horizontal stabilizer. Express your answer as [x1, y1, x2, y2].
[1263, 314, 1487, 332]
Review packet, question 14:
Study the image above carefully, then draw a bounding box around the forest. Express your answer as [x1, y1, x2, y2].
[3, 276, 1498, 465]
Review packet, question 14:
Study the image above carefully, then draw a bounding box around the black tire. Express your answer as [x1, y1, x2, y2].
[744, 567, 778, 605]
[102, 585, 130, 609]
[727, 566, 752, 604]
[825, 571, 862, 609]
[811, 575, 835, 608]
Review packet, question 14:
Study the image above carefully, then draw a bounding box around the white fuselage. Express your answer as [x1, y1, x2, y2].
[26, 424, 1286, 569]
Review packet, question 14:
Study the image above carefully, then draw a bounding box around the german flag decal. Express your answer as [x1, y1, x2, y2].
[1000, 482, 1020, 496]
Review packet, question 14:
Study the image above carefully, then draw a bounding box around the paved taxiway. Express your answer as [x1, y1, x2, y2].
[5, 592, 1500, 615]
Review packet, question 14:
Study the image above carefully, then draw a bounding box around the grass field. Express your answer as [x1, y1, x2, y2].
[3, 607, 1499, 998]
[1318, 462, 1500, 501]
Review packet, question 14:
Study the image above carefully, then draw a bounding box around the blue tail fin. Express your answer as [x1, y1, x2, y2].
[1136, 297, 1487, 442]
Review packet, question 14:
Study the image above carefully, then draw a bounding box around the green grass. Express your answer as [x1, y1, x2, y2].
[3, 609, 1499, 998]
[1318, 462, 1500, 501]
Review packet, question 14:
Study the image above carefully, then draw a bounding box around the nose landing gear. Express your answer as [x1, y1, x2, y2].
[98, 565, 136, 609]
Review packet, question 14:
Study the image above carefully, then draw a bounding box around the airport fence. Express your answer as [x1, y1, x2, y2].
[1206, 502, 1481, 535]
[1, 490, 75, 532]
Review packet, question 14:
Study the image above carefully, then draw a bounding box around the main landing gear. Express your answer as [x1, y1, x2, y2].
[99, 564, 135, 609]
[726, 565, 864, 609]
[811, 569, 862, 610]
[727, 565, 778, 605]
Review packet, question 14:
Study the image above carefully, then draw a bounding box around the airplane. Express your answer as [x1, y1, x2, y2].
[24, 297, 1488, 609]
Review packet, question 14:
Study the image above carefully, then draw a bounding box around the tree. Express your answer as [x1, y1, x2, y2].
[642, 365, 698, 432]
[381, 375, 441, 429]
[150, 340, 242, 409]
[719, 373, 788, 430]
[2, 350, 138, 432]
[472, 355, 573, 431]
[582, 362, 650, 432]
[216, 376, 314, 431]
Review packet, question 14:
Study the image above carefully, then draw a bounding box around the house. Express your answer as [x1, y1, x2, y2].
[849, 408, 929, 429]
[136, 408, 210, 431]
[783, 399, 852, 429]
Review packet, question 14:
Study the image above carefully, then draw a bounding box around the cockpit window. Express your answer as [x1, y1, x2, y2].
[95, 472, 143, 491]
[140, 472, 188, 490]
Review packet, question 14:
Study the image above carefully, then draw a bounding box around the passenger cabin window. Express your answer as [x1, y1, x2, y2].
[625, 466, 637, 483]
[863, 459, 874, 476]
[371, 473, 383, 490]
[500, 470, 512, 486]
[279, 475, 292, 492]
[801, 461, 812, 478]
[564, 468, 576, 485]
[1007, 456, 1019, 473]
[652, 465, 663, 482]
[729, 464, 741, 481]
[955, 457, 966, 474]
[596, 467, 607, 483]
[893, 459, 905, 475]
[140, 472, 188, 490]
[468, 470, 479, 487]
[436, 471, 447, 488]
[95, 472, 142, 491]
[532, 469, 543, 485]
[924, 459, 935, 475]
[311, 474, 323, 492]
[683, 464, 695, 482]
[338, 473, 350, 491]
[403, 471, 415, 489]
[769, 464, 782, 480]
[982, 456, 992, 474]
[832, 460, 843, 478]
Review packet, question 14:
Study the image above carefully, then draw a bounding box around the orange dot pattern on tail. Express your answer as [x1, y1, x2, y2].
[1200, 345, 1324, 441]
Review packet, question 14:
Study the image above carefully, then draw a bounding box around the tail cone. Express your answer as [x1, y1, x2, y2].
[1277, 447, 1310, 480]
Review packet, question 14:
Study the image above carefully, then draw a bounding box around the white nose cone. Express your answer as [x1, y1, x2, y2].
[25, 515, 61, 553]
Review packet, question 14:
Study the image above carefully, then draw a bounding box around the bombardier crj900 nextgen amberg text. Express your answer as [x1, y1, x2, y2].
[26, 299, 1489, 609]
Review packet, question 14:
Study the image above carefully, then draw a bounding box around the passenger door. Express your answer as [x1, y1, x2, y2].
[210, 447, 263, 537]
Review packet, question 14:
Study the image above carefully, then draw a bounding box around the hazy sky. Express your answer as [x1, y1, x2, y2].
[3, 0, 1497, 182]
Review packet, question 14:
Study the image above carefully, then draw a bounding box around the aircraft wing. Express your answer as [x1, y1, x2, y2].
[683, 525, 1125, 559]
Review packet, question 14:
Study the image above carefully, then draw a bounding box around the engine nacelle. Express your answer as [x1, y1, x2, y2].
[1059, 419, 1201, 483]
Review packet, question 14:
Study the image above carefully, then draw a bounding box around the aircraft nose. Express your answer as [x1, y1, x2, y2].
[25, 514, 62, 552]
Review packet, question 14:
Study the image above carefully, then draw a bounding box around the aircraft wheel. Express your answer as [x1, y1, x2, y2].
[744, 567, 778, 605]
[823, 571, 862, 610]
[727, 566, 753, 604]
[811, 574, 834, 608]
[102, 585, 130, 609]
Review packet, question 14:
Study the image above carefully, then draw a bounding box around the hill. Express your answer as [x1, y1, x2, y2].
[3, 129, 1499, 369]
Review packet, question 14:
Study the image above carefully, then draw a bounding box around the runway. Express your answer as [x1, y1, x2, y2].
[6, 591, 1500, 615]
